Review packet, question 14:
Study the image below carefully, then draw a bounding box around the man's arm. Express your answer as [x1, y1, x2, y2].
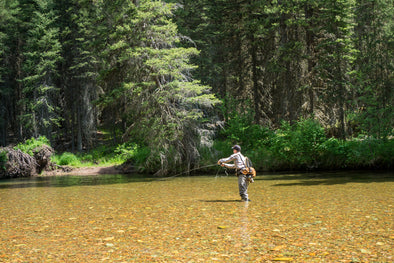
[219, 154, 236, 164]
[218, 154, 237, 169]
[222, 163, 235, 169]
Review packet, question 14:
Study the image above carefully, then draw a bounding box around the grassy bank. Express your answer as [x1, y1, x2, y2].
[50, 143, 150, 169]
[204, 118, 393, 172]
[10, 118, 393, 174]
[210, 137, 394, 173]
[10, 136, 149, 169]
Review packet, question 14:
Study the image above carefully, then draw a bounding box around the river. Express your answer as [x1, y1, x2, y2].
[0, 171, 393, 262]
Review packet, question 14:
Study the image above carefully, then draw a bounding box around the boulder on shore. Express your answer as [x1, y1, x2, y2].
[0, 147, 37, 178]
[34, 145, 54, 173]
[0, 145, 55, 178]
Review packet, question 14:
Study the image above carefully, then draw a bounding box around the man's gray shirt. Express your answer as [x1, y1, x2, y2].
[219, 152, 246, 169]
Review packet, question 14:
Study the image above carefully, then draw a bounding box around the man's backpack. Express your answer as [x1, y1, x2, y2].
[241, 157, 256, 178]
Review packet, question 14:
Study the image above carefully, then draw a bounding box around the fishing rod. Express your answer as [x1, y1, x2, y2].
[157, 163, 220, 181]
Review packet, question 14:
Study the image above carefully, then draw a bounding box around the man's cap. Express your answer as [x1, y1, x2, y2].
[232, 145, 241, 152]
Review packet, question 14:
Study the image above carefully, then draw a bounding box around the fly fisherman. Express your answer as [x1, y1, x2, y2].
[218, 145, 251, 202]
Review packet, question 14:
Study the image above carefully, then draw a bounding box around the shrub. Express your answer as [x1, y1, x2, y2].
[133, 146, 151, 167]
[219, 97, 272, 149]
[378, 139, 394, 168]
[0, 149, 7, 171]
[80, 145, 115, 164]
[220, 113, 272, 150]
[317, 138, 347, 169]
[114, 143, 138, 161]
[345, 137, 394, 169]
[268, 119, 326, 169]
[243, 146, 271, 171]
[14, 136, 50, 156]
[56, 152, 80, 166]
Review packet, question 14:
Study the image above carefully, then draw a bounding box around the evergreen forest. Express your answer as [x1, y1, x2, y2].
[0, 0, 393, 175]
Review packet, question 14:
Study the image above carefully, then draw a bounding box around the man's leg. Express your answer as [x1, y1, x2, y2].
[238, 174, 249, 200]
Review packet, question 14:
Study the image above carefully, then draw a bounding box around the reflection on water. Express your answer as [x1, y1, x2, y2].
[0, 174, 154, 189]
[239, 201, 251, 249]
[0, 172, 393, 262]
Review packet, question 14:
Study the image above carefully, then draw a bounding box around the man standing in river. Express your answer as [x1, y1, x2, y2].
[218, 145, 251, 202]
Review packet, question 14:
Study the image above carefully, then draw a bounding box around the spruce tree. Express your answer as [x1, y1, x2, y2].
[20, 0, 62, 139]
[0, 0, 23, 142]
[99, 0, 219, 174]
[0, 0, 12, 145]
[66, 0, 101, 151]
[352, 0, 394, 137]
[313, 0, 357, 138]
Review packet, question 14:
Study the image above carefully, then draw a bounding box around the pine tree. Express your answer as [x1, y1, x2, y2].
[0, 0, 24, 142]
[100, 0, 219, 174]
[352, 0, 394, 137]
[20, 0, 62, 139]
[53, 0, 103, 151]
[0, 0, 14, 145]
[313, 0, 357, 138]
[66, 0, 101, 151]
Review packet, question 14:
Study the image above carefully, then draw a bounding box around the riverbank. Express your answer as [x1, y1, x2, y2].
[38, 165, 393, 179]
[45, 120, 394, 175]
[3, 125, 393, 179]
[41, 165, 125, 177]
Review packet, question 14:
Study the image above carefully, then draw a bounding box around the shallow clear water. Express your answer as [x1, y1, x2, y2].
[0, 172, 393, 262]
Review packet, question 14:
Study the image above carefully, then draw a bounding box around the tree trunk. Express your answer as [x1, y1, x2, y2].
[77, 103, 82, 152]
[336, 47, 346, 139]
[16, 38, 24, 140]
[250, 32, 261, 124]
[305, 3, 315, 115]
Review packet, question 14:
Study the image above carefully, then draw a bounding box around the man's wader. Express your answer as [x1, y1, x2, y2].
[237, 170, 249, 200]
[219, 152, 249, 200]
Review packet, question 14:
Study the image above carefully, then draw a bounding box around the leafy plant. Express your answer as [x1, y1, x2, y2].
[114, 143, 138, 161]
[14, 136, 51, 156]
[0, 149, 7, 171]
[317, 137, 348, 169]
[344, 137, 394, 169]
[219, 98, 272, 150]
[132, 146, 151, 169]
[55, 152, 81, 166]
[265, 118, 326, 169]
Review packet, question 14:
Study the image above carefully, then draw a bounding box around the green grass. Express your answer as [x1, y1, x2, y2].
[12, 126, 393, 173]
[51, 152, 81, 166]
[14, 136, 50, 156]
[213, 118, 394, 171]
[9, 132, 148, 169]
[0, 149, 7, 171]
[50, 142, 149, 168]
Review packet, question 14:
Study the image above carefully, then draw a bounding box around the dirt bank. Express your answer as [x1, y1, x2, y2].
[41, 165, 125, 176]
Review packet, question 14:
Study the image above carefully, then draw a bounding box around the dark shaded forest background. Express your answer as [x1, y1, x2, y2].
[0, 0, 393, 174]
